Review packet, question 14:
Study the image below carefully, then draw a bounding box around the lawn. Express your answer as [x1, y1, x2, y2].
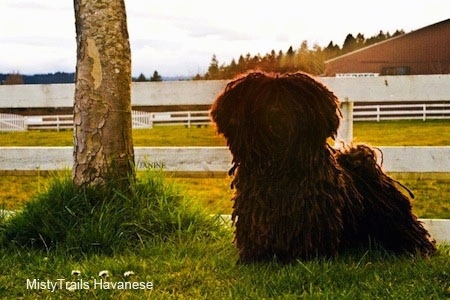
[1, 120, 449, 215]
[0, 119, 449, 147]
[0, 120, 449, 299]
[352, 120, 450, 146]
[1, 236, 449, 299]
[0, 170, 449, 299]
[0, 125, 226, 147]
[1, 173, 449, 219]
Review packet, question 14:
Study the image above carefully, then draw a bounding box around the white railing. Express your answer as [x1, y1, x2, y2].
[1, 146, 449, 174]
[26, 115, 74, 131]
[354, 103, 450, 122]
[2, 103, 449, 132]
[0, 113, 26, 131]
[0, 76, 449, 243]
[0, 111, 154, 132]
[0, 146, 448, 243]
[150, 111, 210, 128]
[0, 111, 210, 131]
[131, 110, 153, 129]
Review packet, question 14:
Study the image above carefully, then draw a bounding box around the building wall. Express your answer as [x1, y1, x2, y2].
[324, 19, 450, 76]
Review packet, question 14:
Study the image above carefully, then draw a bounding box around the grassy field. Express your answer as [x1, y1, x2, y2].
[1, 120, 449, 299]
[0, 119, 449, 147]
[1, 236, 449, 299]
[351, 119, 450, 146]
[0, 170, 449, 299]
[1, 120, 449, 216]
[0, 125, 226, 147]
[2, 173, 449, 219]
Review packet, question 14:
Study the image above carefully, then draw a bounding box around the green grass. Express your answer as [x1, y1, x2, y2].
[400, 176, 450, 219]
[0, 237, 449, 299]
[0, 170, 449, 299]
[352, 120, 450, 146]
[0, 119, 448, 147]
[0, 120, 448, 299]
[1, 120, 449, 216]
[0, 126, 226, 147]
[0, 170, 224, 254]
[2, 174, 449, 219]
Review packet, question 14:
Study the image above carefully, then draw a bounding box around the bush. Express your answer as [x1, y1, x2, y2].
[0, 169, 225, 255]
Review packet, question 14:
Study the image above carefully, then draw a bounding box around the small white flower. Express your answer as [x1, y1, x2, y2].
[123, 271, 135, 277]
[67, 285, 76, 292]
[98, 270, 109, 277]
[71, 270, 81, 276]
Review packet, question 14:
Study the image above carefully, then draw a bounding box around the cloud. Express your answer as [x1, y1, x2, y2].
[1, 0, 449, 76]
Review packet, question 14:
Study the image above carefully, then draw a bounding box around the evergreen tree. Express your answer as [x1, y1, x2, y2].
[206, 54, 220, 79]
[237, 55, 247, 73]
[324, 41, 341, 59]
[136, 73, 147, 82]
[342, 33, 357, 53]
[197, 28, 404, 79]
[150, 70, 162, 82]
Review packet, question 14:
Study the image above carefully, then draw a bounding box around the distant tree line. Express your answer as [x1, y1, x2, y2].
[0, 70, 164, 85]
[135, 70, 163, 82]
[195, 29, 405, 80]
[1, 29, 405, 84]
[0, 72, 75, 85]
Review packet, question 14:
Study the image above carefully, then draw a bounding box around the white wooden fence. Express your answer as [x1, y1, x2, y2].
[26, 115, 74, 131]
[0, 76, 449, 243]
[353, 103, 450, 122]
[150, 111, 210, 128]
[2, 103, 449, 132]
[1, 146, 449, 174]
[0, 146, 448, 243]
[0, 111, 154, 131]
[0, 113, 26, 131]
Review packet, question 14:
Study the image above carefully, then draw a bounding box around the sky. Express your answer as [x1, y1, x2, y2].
[0, 0, 448, 77]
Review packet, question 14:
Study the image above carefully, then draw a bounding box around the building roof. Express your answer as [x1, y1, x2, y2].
[324, 19, 450, 76]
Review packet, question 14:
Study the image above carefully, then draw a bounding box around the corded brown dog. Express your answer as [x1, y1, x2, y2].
[210, 72, 436, 263]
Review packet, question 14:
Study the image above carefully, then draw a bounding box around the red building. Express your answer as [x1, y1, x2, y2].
[324, 19, 450, 77]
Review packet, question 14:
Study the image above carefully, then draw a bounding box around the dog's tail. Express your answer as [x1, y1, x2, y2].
[336, 144, 436, 256]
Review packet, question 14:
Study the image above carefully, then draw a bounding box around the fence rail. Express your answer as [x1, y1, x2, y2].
[26, 115, 73, 131]
[1, 102, 449, 132]
[1, 146, 449, 174]
[131, 110, 153, 129]
[0, 111, 155, 131]
[353, 103, 450, 121]
[1, 76, 450, 243]
[150, 111, 210, 128]
[0, 113, 26, 131]
[0, 146, 449, 243]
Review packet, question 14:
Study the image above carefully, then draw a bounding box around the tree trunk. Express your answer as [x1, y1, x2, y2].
[73, 0, 135, 188]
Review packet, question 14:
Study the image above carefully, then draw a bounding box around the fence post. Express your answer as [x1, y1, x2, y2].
[377, 105, 380, 122]
[148, 113, 153, 129]
[423, 104, 426, 121]
[336, 100, 354, 148]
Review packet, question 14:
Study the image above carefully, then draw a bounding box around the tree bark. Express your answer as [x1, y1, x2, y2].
[73, 0, 135, 188]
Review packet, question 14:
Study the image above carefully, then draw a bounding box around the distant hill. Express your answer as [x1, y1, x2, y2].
[0, 72, 75, 84]
[27, 72, 76, 84]
[0, 72, 192, 84]
[161, 75, 192, 81]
